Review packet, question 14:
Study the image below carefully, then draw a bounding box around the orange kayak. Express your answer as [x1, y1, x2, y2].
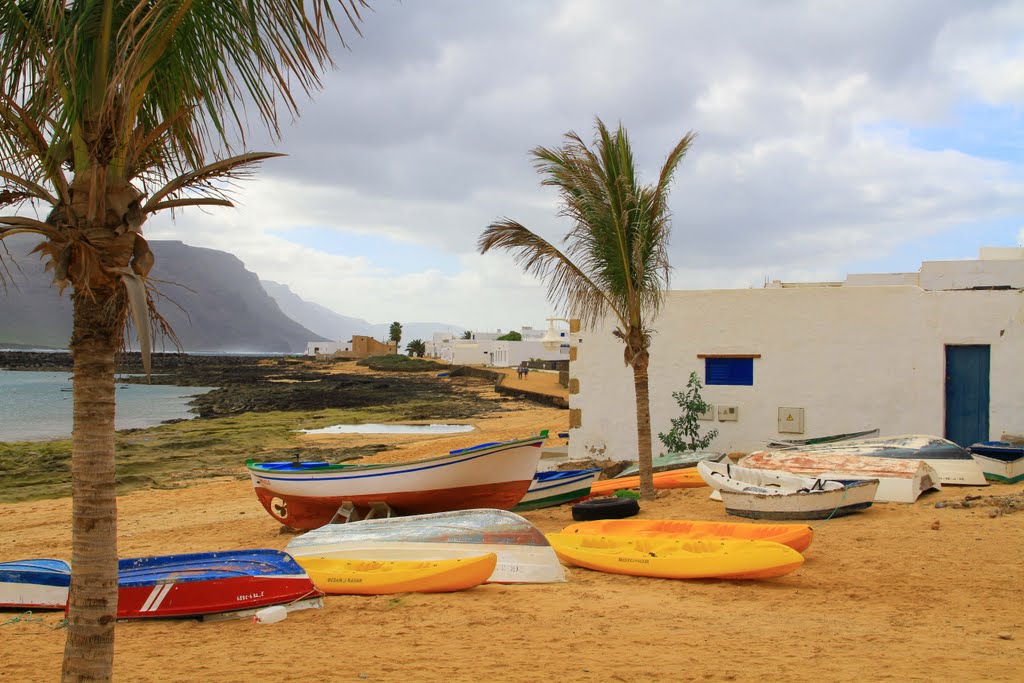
[587, 468, 707, 497]
[561, 519, 813, 553]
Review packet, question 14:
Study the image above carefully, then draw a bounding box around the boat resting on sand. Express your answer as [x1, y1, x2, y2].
[739, 452, 940, 503]
[117, 549, 321, 619]
[248, 436, 545, 530]
[698, 461, 878, 520]
[295, 554, 496, 595]
[285, 509, 566, 584]
[587, 468, 706, 497]
[766, 428, 880, 449]
[0, 559, 70, 610]
[615, 451, 724, 478]
[969, 442, 1024, 484]
[561, 519, 814, 553]
[545, 534, 804, 580]
[751, 434, 986, 486]
[513, 469, 602, 511]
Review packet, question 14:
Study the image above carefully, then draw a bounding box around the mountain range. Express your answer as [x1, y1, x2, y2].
[0, 237, 464, 352]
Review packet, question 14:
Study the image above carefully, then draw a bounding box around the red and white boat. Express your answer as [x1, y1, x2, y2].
[117, 549, 319, 619]
[247, 436, 546, 530]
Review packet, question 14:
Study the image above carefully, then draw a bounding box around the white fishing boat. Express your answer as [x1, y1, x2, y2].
[697, 461, 879, 520]
[969, 442, 1024, 484]
[752, 434, 986, 486]
[738, 451, 940, 503]
[285, 509, 566, 584]
[513, 469, 602, 511]
[0, 559, 70, 610]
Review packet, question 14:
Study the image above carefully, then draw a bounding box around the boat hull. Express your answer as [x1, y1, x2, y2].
[286, 509, 566, 584]
[249, 438, 544, 529]
[117, 549, 319, 619]
[513, 469, 601, 512]
[0, 559, 70, 610]
[969, 442, 1024, 483]
[719, 480, 879, 520]
[545, 534, 804, 580]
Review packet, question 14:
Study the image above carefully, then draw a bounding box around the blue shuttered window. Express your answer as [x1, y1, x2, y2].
[705, 357, 754, 386]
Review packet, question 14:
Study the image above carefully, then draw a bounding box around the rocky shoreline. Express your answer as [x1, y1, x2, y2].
[0, 351, 503, 421]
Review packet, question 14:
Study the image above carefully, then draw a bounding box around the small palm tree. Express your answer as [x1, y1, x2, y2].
[479, 118, 695, 499]
[405, 339, 426, 357]
[0, 2, 369, 680]
[389, 321, 402, 351]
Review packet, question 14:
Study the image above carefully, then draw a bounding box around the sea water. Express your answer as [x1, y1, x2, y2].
[0, 370, 217, 442]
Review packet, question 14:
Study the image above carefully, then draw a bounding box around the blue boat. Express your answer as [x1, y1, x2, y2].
[0, 558, 71, 610]
[117, 549, 319, 619]
[513, 469, 602, 511]
[969, 441, 1024, 484]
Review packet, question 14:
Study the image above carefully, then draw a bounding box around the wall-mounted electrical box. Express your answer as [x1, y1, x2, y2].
[778, 407, 805, 434]
[698, 405, 715, 421]
[718, 405, 739, 421]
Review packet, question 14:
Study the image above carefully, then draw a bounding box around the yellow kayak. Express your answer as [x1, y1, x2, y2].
[295, 554, 497, 594]
[545, 533, 803, 580]
[561, 519, 814, 553]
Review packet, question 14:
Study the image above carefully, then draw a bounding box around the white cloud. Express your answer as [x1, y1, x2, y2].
[140, 0, 1024, 331]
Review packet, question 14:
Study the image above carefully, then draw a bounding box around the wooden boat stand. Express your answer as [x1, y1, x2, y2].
[330, 501, 396, 524]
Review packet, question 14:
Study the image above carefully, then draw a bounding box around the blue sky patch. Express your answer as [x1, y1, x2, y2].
[271, 226, 461, 276]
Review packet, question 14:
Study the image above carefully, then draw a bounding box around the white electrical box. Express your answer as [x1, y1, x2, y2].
[778, 407, 805, 434]
[698, 405, 715, 421]
[718, 405, 739, 421]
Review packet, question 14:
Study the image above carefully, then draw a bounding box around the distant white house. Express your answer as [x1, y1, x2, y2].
[426, 325, 570, 367]
[568, 247, 1024, 461]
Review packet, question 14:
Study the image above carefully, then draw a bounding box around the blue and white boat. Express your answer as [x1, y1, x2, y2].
[513, 469, 602, 511]
[969, 442, 1024, 484]
[0, 558, 71, 610]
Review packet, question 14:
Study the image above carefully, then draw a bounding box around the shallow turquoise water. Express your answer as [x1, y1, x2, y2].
[0, 370, 217, 442]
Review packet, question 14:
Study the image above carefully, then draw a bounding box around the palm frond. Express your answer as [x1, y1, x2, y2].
[142, 151, 285, 215]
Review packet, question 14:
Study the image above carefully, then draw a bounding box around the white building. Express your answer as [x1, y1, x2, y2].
[568, 248, 1024, 460]
[427, 325, 570, 367]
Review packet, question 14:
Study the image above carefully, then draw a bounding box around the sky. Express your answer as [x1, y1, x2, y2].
[146, 0, 1024, 332]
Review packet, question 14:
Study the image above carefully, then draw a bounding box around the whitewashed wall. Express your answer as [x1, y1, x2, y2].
[569, 280, 1024, 460]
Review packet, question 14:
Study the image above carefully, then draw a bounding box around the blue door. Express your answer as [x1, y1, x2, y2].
[944, 345, 990, 447]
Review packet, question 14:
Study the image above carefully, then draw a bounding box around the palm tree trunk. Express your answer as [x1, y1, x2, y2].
[62, 292, 120, 683]
[632, 356, 656, 500]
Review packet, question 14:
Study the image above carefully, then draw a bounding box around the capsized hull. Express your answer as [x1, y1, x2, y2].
[751, 434, 987, 486]
[0, 559, 70, 610]
[286, 509, 566, 584]
[117, 549, 319, 619]
[739, 451, 940, 503]
[545, 534, 804, 580]
[970, 442, 1024, 483]
[561, 519, 814, 553]
[249, 437, 544, 529]
[513, 469, 601, 511]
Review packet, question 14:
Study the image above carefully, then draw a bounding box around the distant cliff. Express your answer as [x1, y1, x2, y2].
[0, 237, 326, 352]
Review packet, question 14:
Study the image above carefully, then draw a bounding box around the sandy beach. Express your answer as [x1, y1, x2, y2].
[1, 366, 1021, 682]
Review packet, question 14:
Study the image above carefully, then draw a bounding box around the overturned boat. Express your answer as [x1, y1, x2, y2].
[285, 509, 566, 584]
[739, 451, 940, 503]
[745, 434, 986, 487]
[0, 559, 70, 610]
[969, 442, 1024, 484]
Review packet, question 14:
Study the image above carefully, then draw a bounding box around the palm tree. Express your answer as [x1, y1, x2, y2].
[0, 2, 369, 680]
[405, 339, 426, 357]
[389, 321, 402, 351]
[478, 118, 695, 500]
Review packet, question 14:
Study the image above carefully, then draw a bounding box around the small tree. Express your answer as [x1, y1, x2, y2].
[497, 330, 522, 341]
[658, 372, 718, 453]
[405, 339, 426, 357]
[389, 322, 402, 350]
[461, 330, 473, 340]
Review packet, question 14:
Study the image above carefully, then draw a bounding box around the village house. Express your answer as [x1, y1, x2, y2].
[305, 335, 398, 359]
[426, 325, 570, 368]
[568, 247, 1024, 461]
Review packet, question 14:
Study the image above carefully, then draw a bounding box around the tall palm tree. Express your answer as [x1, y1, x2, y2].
[479, 118, 695, 499]
[389, 321, 402, 350]
[0, 2, 369, 680]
